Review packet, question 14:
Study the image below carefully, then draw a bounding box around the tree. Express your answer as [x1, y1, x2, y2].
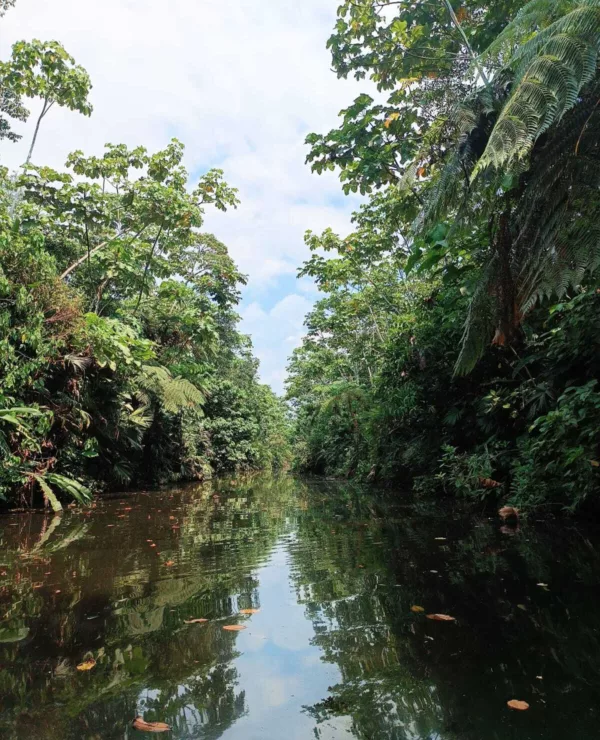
[308, 0, 600, 372]
[0, 40, 92, 165]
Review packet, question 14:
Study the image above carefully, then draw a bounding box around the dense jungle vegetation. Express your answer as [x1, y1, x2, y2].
[0, 10, 290, 508]
[287, 0, 600, 512]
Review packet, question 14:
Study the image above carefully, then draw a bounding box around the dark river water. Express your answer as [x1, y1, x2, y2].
[0, 475, 599, 739]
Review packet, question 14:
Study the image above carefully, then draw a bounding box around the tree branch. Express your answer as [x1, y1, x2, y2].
[60, 225, 147, 280]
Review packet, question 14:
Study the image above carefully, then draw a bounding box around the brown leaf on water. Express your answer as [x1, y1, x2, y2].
[132, 717, 171, 732]
[507, 699, 529, 711]
[499, 506, 519, 520]
[184, 618, 208, 624]
[426, 614, 456, 622]
[411, 605, 425, 613]
[76, 659, 96, 671]
[239, 608, 260, 615]
[223, 625, 246, 631]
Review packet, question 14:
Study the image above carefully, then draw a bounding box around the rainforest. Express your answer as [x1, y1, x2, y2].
[287, 0, 600, 513]
[1, 2, 600, 739]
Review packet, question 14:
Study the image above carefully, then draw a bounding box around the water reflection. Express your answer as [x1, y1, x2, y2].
[0, 476, 599, 739]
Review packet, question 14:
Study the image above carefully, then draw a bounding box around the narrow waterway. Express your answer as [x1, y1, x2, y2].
[0, 475, 599, 739]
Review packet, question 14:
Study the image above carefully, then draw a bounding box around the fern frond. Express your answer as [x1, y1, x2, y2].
[137, 365, 205, 413]
[475, 3, 600, 175]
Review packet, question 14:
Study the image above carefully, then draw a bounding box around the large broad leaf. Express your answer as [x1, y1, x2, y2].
[33, 475, 63, 513]
[45, 474, 92, 505]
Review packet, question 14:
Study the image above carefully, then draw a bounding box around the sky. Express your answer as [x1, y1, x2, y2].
[0, 0, 366, 393]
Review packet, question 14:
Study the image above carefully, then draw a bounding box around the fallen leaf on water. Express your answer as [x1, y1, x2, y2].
[499, 506, 519, 520]
[132, 717, 171, 733]
[184, 618, 208, 624]
[239, 608, 260, 615]
[537, 582, 549, 590]
[434, 537, 447, 541]
[517, 604, 527, 611]
[76, 659, 96, 671]
[507, 699, 529, 711]
[164, 561, 175, 567]
[426, 614, 456, 622]
[223, 625, 246, 631]
[411, 605, 425, 613]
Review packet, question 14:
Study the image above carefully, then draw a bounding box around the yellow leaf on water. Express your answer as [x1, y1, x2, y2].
[132, 717, 171, 732]
[411, 605, 425, 613]
[507, 699, 529, 711]
[426, 614, 456, 622]
[223, 625, 246, 631]
[239, 608, 260, 615]
[76, 659, 96, 671]
[184, 618, 208, 624]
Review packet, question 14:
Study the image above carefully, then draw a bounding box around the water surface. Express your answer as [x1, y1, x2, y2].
[0, 475, 599, 739]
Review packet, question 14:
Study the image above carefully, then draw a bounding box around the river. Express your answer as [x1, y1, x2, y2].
[0, 475, 599, 739]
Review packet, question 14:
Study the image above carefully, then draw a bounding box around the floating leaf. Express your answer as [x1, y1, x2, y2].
[239, 608, 260, 615]
[76, 659, 96, 671]
[411, 605, 425, 613]
[223, 625, 246, 631]
[590, 460, 600, 467]
[132, 717, 171, 732]
[507, 700, 529, 711]
[426, 614, 456, 622]
[184, 618, 208, 624]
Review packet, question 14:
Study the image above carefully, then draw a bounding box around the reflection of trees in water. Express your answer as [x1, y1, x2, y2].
[0, 474, 297, 740]
[290, 483, 600, 740]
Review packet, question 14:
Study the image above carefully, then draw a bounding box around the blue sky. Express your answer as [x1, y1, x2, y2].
[0, 0, 368, 393]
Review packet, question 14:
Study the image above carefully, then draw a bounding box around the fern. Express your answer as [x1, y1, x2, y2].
[137, 365, 205, 413]
[415, 0, 600, 373]
[474, 1, 600, 175]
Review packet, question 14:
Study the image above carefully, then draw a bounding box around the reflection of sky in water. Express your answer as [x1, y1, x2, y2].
[2, 478, 600, 740]
[218, 541, 351, 739]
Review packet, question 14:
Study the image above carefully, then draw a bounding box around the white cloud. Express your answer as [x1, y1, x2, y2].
[240, 294, 313, 393]
[0, 0, 366, 390]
